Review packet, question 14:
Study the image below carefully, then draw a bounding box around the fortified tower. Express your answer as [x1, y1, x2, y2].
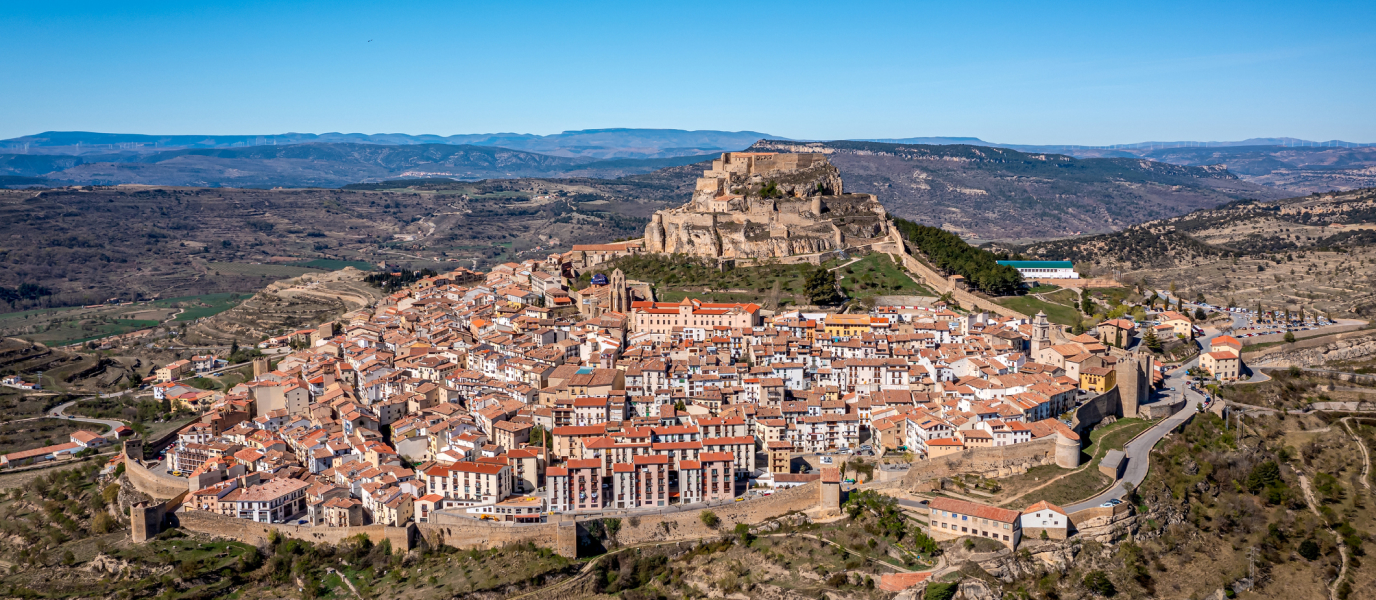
[1115, 350, 1153, 418]
[1054, 431, 1082, 468]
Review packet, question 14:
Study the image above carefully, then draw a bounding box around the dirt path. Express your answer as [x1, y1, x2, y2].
[325, 567, 363, 599]
[1298, 474, 1349, 600]
[1341, 419, 1372, 494]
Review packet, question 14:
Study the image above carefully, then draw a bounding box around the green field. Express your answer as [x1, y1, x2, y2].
[287, 258, 375, 271]
[206, 262, 317, 278]
[0, 306, 167, 346]
[60, 319, 161, 345]
[837, 253, 936, 299]
[153, 293, 246, 321]
[998, 295, 1081, 325]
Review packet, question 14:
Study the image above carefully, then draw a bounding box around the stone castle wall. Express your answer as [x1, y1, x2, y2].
[870, 436, 1060, 491]
[1070, 388, 1121, 435]
[124, 456, 190, 500]
[894, 250, 1028, 319]
[178, 509, 415, 550]
[176, 480, 822, 558]
[645, 152, 894, 260]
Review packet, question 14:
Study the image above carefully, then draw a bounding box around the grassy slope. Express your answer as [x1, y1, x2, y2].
[998, 296, 1081, 326]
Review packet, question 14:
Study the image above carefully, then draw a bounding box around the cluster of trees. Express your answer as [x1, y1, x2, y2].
[363, 268, 438, 292]
[892, 218, 1021, 295]
[843, 490, 940, 557]
[0, 461, 117, 569]
[0, 283, 54, 304]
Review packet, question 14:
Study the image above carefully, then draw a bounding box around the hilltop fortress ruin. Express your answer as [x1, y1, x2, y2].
[643, 152, 903, 261]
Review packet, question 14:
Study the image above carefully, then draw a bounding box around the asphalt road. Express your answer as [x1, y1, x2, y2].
[1065, 314, 1253, 512]
[47, 400, 126, 433]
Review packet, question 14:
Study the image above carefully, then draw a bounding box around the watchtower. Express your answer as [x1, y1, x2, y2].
[820, 467, 842, 514]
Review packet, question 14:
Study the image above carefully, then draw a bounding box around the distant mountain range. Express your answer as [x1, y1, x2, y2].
[0, 143, 720, 188]
[2, 129, 1374, 195]
[0, 129, 775, 160]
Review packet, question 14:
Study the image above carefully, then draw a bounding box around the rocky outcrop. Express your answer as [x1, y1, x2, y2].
[643, 152, 900, 260]
[1252, 333, 1376, 367]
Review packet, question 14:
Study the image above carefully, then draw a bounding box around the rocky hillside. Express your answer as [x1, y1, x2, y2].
[0, 178, 678, 306]
[1062, 145, 1376, 195]
[1015, 187, 1376, 317]
[750, 140, 1291, 241]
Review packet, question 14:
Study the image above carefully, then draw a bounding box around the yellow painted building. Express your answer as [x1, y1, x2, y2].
[1078, 366, 1117, 393]
[823, 314, 872, 338]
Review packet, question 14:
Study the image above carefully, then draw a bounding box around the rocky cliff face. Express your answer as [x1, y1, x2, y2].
[643, 151, 899, 260]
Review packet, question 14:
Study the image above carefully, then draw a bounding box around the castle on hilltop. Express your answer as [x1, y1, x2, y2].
[643, 151, 902, 261]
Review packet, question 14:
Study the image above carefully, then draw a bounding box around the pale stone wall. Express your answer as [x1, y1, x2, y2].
[178, 509, 415, 550]
[1070, 388, 1120, 435]
[894, 250, 1028, 320]
[883, 436, 1060, 489]
[124, 456, 190, 500]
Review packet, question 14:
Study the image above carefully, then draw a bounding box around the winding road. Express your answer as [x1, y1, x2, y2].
[47, 400, 126, 433]
[1065, 312, 1256, 512]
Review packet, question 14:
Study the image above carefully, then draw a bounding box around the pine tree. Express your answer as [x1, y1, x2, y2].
[804, 266, 843, 306]
[1143, 327, 1163, 353]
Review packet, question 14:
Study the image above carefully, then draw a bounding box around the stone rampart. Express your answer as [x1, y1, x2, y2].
[1070, 388, 1120, 435]
[884, 436, 1059, 490]
[418, 517, 559, 551]
[578, 480, 823, 546]
[894, 250, 1027, 319]
[124, 457, 190, 500]
[1246, 330, 1376, 366]
[178, 509, 414, 550]
[422, 480, 823, 554]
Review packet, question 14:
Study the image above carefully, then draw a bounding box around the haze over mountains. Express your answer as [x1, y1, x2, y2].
[0, 130, 1370, 231]
[1, 129, 773, 160]
[2, 128, 1373, 205]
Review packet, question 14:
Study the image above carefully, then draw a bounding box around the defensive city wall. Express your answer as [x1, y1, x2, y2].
[892, 248, 1027, 320]
[122, 440, 191, 500]
[857, 436, 1067, 496]
[140, 473, 829, 558]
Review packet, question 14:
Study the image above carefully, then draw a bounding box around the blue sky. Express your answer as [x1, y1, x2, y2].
[2, 0, 1373, 144]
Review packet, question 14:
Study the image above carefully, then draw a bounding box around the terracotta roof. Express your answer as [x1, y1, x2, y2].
[1023, 500, 1066, 515]
[928, 497, 1020, 523]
